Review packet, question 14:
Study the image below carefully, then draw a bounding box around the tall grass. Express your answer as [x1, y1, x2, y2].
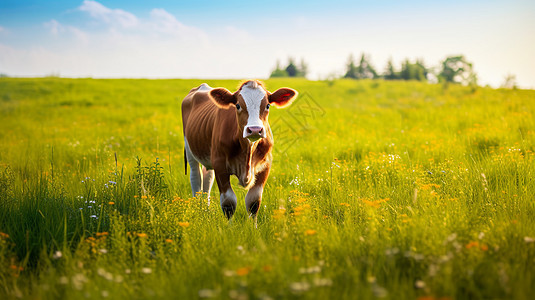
[1, 78, 534, 299]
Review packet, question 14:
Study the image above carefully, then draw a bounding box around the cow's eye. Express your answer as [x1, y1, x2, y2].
[235, 104, 241, 110]
[266, 104, 270, 110]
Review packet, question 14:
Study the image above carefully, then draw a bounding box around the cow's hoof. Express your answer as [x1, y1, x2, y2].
[247, 201, 260, 215]
[222, 204, 236, 219]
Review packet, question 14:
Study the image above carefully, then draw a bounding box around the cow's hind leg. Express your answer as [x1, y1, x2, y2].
[202, 167, 215, 203]
[185, 139, 202, 197]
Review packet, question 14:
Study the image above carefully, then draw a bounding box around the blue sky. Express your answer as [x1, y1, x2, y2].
[1, 0, 534, 88]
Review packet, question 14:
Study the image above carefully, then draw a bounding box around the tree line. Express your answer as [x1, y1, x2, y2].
[271, 54, 479, 86]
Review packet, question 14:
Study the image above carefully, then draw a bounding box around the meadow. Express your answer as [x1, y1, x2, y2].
[0, 77, 534, 299]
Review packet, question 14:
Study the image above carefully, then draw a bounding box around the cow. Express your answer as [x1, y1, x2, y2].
[181, 80, 297, 219]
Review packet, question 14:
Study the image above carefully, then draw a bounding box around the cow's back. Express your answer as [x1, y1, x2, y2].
[182, 84, 218, 166]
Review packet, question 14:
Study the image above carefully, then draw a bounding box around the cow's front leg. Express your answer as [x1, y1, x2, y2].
[215, 171, 237, 219]
[245, 166, 270, 217]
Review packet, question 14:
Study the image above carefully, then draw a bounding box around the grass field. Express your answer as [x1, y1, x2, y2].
[1, 77, 534, 299]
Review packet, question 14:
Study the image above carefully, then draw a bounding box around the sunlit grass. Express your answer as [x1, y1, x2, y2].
[1, 78, 534, 299]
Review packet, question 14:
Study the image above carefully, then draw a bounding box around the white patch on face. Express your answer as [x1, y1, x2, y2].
[239, 82, 266, 137]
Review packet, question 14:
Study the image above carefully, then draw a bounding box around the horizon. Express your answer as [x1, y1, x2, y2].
[1, 0, 534, 88]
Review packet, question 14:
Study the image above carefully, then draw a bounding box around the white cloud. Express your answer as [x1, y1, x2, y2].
[43, 19, 88, 43]
[79, 0, 138, 29]
[149, 8, 188, 34]
[44, 19, 61, 35]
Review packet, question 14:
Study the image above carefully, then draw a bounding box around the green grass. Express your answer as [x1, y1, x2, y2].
[1, 77, 534, 299]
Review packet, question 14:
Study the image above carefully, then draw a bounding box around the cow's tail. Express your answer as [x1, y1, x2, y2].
[184, 148, 188, 175]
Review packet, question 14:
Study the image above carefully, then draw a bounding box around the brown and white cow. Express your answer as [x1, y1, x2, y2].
[181, 80, 297, 218]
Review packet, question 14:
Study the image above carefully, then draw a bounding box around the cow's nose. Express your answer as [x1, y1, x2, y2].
[244, 126, 265, 139]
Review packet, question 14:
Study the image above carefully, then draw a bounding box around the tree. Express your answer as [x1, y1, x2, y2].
[344, 53, 377, 79]
[297, 58, 308, 77]
[270, 58, 309, 78]
[438, 55, 477, 86]
[399, 59, 427, 81]
[344, 54, 358, 79]
[383, 59, 399, 80]
[270, 60, 288, 78]
[285, 58, 298, 77]
[501, 74, 517, 89]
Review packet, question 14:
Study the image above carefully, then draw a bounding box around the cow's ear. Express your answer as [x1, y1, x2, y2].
[268, 88, 298, 108]
[209, 88, 237, 109]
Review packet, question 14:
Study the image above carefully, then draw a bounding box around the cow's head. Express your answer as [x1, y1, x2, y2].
[209, 80, 298, 142]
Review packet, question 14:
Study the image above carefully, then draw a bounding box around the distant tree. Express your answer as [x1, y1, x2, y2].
[297, 58, 308, 77]
[356, 53, 377, 79]
[344, 54, 358, 79]
[415, 59, 428, 81]
[285, 58, 298, 77]
[501, 74, 517, 89]
[270, 58, 308, 78]
[0, 73, 9, 78]
[383, 59, 399, 80]
[344, 53, 377, 79]
[400, 59, 427, 81]
[439, 55, 477, 86]
[270, 60, 288, 78]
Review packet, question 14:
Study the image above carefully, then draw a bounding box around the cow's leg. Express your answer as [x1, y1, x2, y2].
[185, 139, 202, 197]
[215, 171, 237, 219]
[202, 167, 215, 203]
[245, 165, 271, 218]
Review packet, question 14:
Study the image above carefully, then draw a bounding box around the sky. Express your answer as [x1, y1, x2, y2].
[0, 0, 534, 88]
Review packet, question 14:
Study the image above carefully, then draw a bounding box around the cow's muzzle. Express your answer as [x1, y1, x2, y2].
[244, 126, 265, 141]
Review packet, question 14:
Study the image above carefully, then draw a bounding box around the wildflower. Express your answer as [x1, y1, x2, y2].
[305, 229, 317, 236]
[313, 278, 333, 287]
[141, 195, 147, 199]
[294, 204, 310, 212]
[53, 251, 63, 259]
[198, 289, 217, 298]
[137, 233, 148, 238]
[179, 222, 190, 228]
[340, 203, 350, 207]
[108, 201, 115, 205]
[262, 265, 272, 272]
[299, 266, 321, 274]
[96, 232, 109, 237]
[236, 267, 251, 276]
[0, 232, 9, 239]
[415, 280, 426, 289]
[165, 239, 173, 243]
[272, 208, 286, 220]
[465, 241, 480, 249]
[141, 267, 152, 274]
[290, 282, 310, 293]
[90, 215, 98, 219]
